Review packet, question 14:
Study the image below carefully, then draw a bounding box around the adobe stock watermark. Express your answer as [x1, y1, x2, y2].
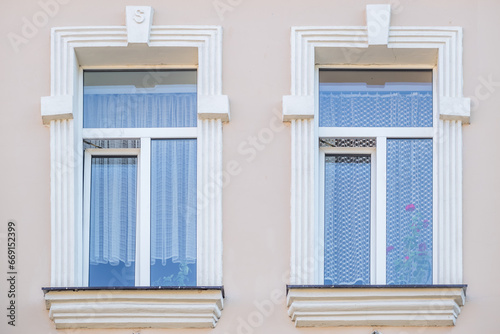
[212, 0, 243, 21]
[199, 107, 285, 204]
[7, 0, 71, 53]
[339, 0, 405, 63]
[470, 74, 500, 112]
[222, 257, 315, 334]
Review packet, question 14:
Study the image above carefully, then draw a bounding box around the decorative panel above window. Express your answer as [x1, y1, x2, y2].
[40, 6, 229, 329]
[282, 4, 468, 327]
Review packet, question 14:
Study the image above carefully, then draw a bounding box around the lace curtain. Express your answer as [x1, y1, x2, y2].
[151, 139, 197, 265]
[319, 90, 433, 127]
[84, 90, 197, 128]
[86, 89, 197, 271]
[89, 156, 137, 267]
[386, 139, 433, 284]
[324, 155, 371, 285]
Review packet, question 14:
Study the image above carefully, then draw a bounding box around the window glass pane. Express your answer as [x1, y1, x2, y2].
[319, 70, 433, 127]
[150, 139, 197, 286]
[386, 139, 433, 285]
[84, 70, 197, 128]
[83, 139, 140, 150]
[89, 156, 137, 287]
[324, 154, 371, 285]
[320, 138, 376, 148]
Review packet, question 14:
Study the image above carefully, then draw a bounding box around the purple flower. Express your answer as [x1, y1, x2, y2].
[386, 246, 395, 253]
[405, 204, 416, 212]
[404, 256, 409, 260]
[423, 220, 429, 228]
[418, 243, 427, 252]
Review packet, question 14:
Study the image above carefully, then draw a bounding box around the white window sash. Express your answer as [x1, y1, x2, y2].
[137, 138, 151, 286]
[318, 146, 377, 284]
[82, 148, 141, 287]
[318, 134, 436, 284]
[80, 67, 200, 286]
[315, 65, 438, 285]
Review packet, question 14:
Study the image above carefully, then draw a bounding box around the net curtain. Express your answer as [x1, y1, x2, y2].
[319, 91, 433, 128]
[324, 155, 371, 285]
[86, 91, 197, 268]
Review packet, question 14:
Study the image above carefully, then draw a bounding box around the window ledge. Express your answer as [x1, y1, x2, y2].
[286, 285, 466, 327]
[42, 286, 224, 329]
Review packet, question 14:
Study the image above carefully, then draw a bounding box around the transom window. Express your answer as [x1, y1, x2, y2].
[82, 70, 198, 287]
[319, 69, 435, 285]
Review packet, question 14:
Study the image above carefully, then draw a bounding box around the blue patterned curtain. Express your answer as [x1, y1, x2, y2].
[324, 155, 371, 285]
[319, 87, 432, 128]
[386, 139, 433, 285]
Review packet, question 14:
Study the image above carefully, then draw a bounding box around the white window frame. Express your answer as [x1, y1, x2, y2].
[283, 5, 469, 327]
[83, 147, 141, 286]
[317, 67, 438, 285]
[318, 146, 377, 283]
[80, 71, 199, 287]
[41, 6, 228, 329]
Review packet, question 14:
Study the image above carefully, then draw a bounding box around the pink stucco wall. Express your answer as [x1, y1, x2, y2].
[0, 0, 498, 333]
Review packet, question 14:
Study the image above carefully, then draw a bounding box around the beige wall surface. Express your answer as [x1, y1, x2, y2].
[0, 0, 498, 333]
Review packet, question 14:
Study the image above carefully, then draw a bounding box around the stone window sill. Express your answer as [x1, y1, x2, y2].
[42, 286, 224, 329]
[286, 285, 466, 327]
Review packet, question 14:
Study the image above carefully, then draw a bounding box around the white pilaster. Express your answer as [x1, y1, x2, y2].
[50, 119, 75, 286]
[290, 118, 315, 284]
[198, 118, 223, 286]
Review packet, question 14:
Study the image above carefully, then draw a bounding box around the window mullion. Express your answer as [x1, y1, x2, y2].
[137, 137, 151, 286]
[374, 136, 387, 285]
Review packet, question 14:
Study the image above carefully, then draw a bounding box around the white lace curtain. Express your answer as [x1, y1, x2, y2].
[319, 91, 433, 127]
[150, 139, 197, 265]
[86, 90, 197, 267]
[89, 155, 138, 266]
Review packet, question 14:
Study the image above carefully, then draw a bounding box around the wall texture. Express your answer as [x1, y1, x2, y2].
[0, 0, 498, 333]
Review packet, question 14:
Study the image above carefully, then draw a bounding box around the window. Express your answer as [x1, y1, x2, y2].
[41, 12, 228, 328]
[283, 13, 468, 327]
[319, 70, 434, 286]
[82, 70, 198, 287]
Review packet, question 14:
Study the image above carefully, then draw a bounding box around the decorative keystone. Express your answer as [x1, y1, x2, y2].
[366, 5, 391, 45]
[126, 6, 154, 44]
